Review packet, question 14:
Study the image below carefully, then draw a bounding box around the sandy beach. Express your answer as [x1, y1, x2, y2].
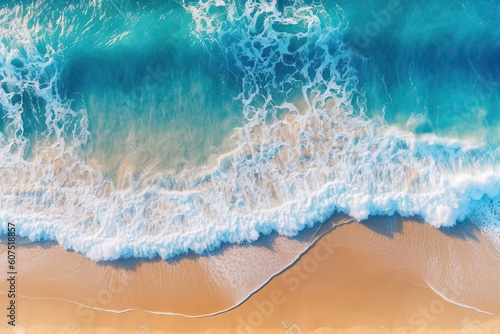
[1, 1, 500, 333]
[1, 216, 499, 333]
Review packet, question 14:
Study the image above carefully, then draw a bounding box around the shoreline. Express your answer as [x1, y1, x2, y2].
[0, 214, 354, 316]
[1, 216, 500, 333]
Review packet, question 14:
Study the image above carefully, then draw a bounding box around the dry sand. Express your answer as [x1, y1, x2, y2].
[1, 217, 499, 333]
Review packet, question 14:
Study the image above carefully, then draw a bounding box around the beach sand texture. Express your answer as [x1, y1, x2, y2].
[1, 217, 499, 333]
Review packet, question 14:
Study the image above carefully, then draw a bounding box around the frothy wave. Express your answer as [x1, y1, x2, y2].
[0, 0, 499, 261]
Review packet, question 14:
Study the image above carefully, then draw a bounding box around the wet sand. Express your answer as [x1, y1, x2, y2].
[1, 217, 499, 333]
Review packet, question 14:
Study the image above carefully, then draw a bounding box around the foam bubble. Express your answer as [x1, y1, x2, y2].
[0, 0, 499, 261]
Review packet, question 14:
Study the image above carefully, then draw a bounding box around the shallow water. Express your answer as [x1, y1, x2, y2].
[0, 0, 499, 261]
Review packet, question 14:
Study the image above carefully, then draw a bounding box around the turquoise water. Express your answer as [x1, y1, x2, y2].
[338, 0, 500, 144]
[0, 0, 499, 260]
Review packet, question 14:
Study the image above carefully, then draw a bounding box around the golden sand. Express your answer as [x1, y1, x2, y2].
[1, 217, 499, 333]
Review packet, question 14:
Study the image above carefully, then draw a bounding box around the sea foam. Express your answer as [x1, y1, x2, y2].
[0, 0, 499, 261]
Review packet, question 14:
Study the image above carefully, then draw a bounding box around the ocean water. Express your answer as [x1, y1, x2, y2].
[0, 0, 499, 261]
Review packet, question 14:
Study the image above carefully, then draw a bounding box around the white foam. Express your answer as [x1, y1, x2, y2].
[0, 1, 499, 261]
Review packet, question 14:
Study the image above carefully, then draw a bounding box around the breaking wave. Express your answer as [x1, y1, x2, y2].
[0, 0, 499, 261]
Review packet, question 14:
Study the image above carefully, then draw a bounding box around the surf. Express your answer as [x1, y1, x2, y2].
[0, 0, 499, 262]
